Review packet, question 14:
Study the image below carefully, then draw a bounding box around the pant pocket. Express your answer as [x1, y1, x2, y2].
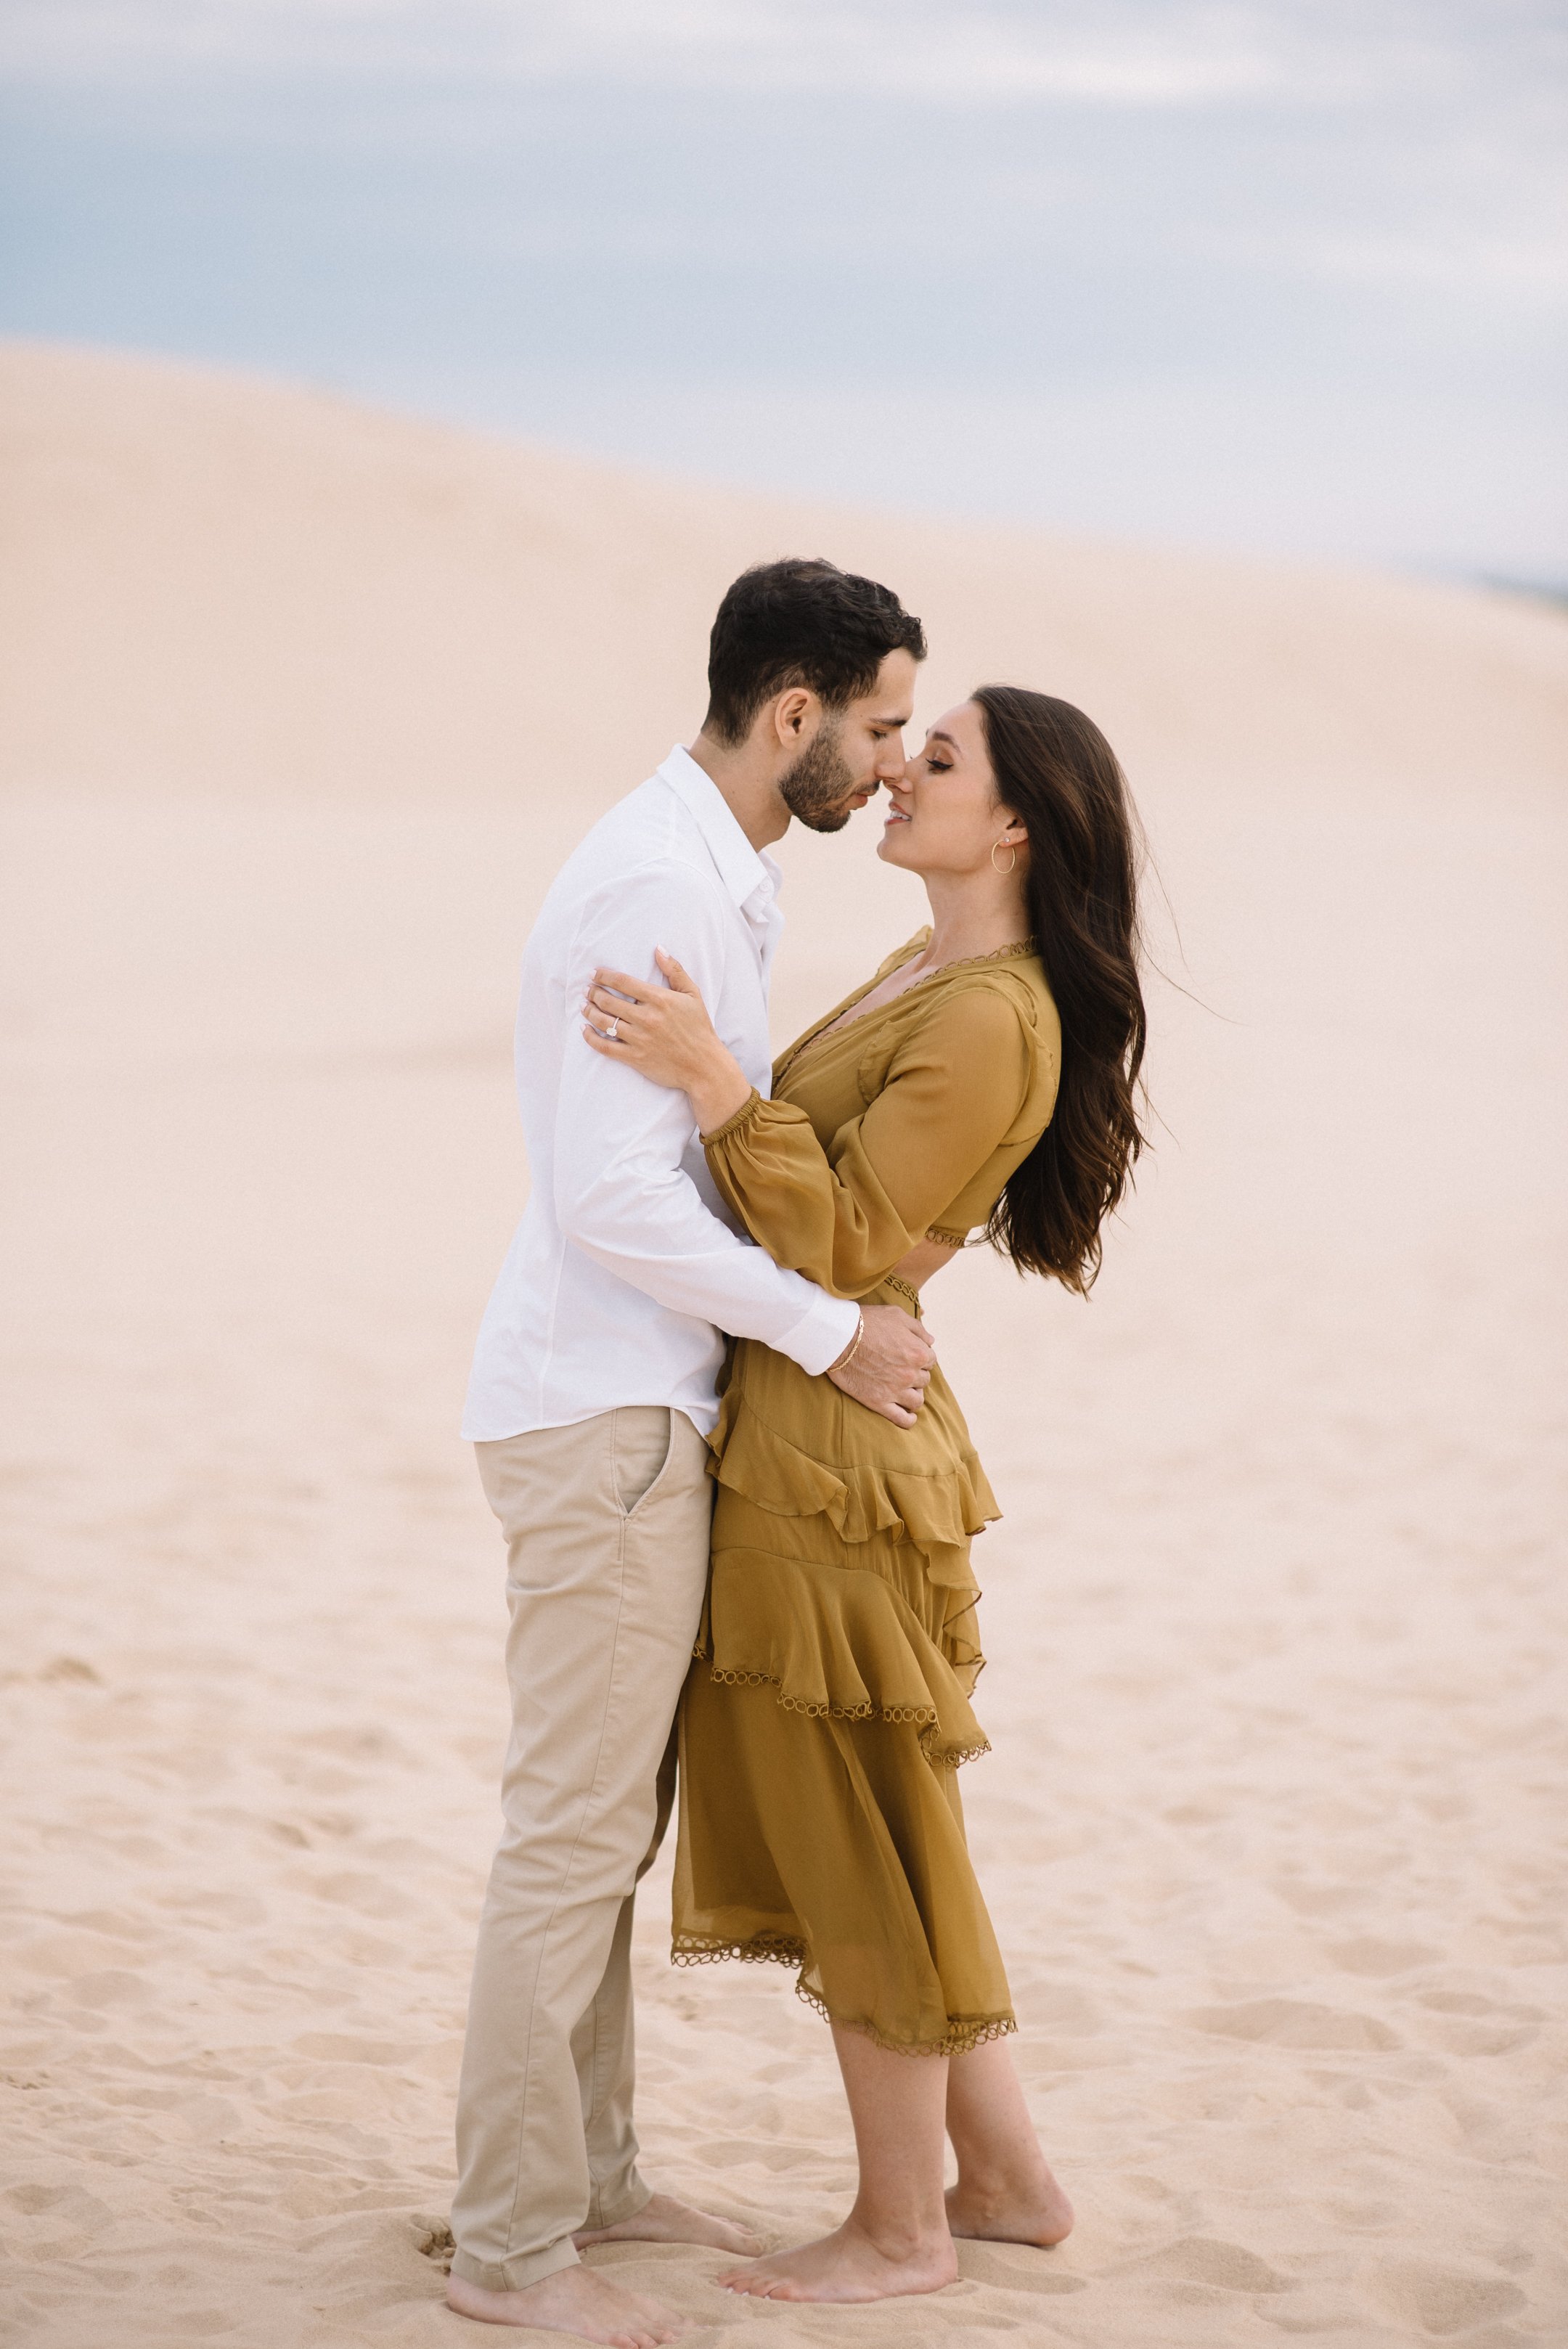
[611, 1407, 673, 1519]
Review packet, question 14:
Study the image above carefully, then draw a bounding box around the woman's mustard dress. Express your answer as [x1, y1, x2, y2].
[671, 931, 1061, 2056]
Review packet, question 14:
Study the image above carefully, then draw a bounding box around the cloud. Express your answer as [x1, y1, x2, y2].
[1271, 229, 1568, 302]
[0, 0, 1416, 107]
[488, 2, 1283, 105]
[6, 0, 1561, 136]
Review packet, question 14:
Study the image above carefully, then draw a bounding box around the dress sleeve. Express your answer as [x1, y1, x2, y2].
[703, 984, 1037, 1298]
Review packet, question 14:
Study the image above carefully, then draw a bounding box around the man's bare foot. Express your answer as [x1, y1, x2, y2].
[446, 2263, 685, 2345]
[945, 2165, 1074, 2248]
[575, 2191, 761, 2256]
[717, 2217, 957, 2303]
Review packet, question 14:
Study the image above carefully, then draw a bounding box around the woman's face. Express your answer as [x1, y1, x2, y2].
[878, 699, 1022, 876]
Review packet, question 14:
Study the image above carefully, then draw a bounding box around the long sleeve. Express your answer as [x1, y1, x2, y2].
[703, 984, 1040, 1299]
[551, 865, 858, 1374]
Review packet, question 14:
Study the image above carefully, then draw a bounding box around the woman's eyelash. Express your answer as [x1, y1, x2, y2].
[926, 756, 952, 772]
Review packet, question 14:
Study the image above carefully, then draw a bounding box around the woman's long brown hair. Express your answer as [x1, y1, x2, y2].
[972, 685, 1148, 1291]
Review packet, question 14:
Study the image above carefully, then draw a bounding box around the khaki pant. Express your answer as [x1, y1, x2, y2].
[450, 1406, 713, 2292]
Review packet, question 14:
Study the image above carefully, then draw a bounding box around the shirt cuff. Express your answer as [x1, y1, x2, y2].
[775, 1286, 861, 1378]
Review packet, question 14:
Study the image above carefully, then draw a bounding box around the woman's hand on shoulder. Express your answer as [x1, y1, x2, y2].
[582, 949, 753, 1132]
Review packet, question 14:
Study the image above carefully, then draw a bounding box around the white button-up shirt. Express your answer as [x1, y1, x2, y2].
[462, 746, 859, 1441]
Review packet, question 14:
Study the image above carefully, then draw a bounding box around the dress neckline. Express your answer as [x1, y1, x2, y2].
[780, 934, 1040, 1078]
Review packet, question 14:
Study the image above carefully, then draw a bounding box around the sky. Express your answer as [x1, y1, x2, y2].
[2, 1, 1565, 576]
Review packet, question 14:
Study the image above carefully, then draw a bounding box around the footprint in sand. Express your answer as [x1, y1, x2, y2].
[1185, 1998, 1401, 2050]
[3, 2182, 118, 2260]
[953, 2242, 1087, 2293]
[1368, 2260, 1527, 2336]
[38, 1655, 105, 1684]
[413, 2218, 455, 2274]
[1119, 2236, 1290, 2295]
[1328, 1937, 1440, 1976]
[1417, 1993, 1542, 2017]
[1410, 1990, 1545, 2057]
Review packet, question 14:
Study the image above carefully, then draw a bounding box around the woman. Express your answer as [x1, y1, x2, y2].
[581, 686, 1147, 2304]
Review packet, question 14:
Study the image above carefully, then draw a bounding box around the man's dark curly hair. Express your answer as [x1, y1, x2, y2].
[703, 557, 926, 746]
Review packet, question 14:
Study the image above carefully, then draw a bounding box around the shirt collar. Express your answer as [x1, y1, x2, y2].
[657, 745, 782, 918]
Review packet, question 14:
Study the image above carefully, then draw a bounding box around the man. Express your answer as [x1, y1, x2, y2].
[449, 558, 938, 2345]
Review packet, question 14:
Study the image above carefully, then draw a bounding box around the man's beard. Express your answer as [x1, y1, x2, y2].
[778, 720, 862, 834]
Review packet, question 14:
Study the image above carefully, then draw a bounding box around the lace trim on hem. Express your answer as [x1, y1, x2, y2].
[798, 1995, 1018, 2060]
[706, 1664, 991, 1767]
[671, 1934, 1016, 2056]
[673, 1931, 807, 1971]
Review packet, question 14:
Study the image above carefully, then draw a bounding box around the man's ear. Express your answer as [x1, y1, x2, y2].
[772, 686, 815, 745]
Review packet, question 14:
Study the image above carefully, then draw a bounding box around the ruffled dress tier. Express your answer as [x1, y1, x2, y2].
[671, 933, 1061, 2056]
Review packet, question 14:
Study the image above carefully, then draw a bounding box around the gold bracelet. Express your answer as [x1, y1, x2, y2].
[833, 1310, 866, 1373]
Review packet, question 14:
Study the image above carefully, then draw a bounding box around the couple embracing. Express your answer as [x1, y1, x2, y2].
[448, 558, 1146, 2345]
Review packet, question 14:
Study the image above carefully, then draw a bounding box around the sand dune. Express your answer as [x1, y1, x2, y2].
[2, 341, 1566, 2346]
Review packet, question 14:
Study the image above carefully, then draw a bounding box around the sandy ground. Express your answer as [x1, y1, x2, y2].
[2, 345, 1567, 2345]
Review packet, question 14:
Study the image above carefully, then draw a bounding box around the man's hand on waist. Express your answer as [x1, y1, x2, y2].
[827, 1303, 936, 1429]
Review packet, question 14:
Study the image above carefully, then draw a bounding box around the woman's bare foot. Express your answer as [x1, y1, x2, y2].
[575, 2191, 761, 2256]
[717, 2216, 957, 2303]
[944, 2165, 1074, 2248]
[446, 2263, 685, 2344]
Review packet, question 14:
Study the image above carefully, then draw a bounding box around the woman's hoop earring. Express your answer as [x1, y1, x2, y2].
[991, 838, 1018, 875]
